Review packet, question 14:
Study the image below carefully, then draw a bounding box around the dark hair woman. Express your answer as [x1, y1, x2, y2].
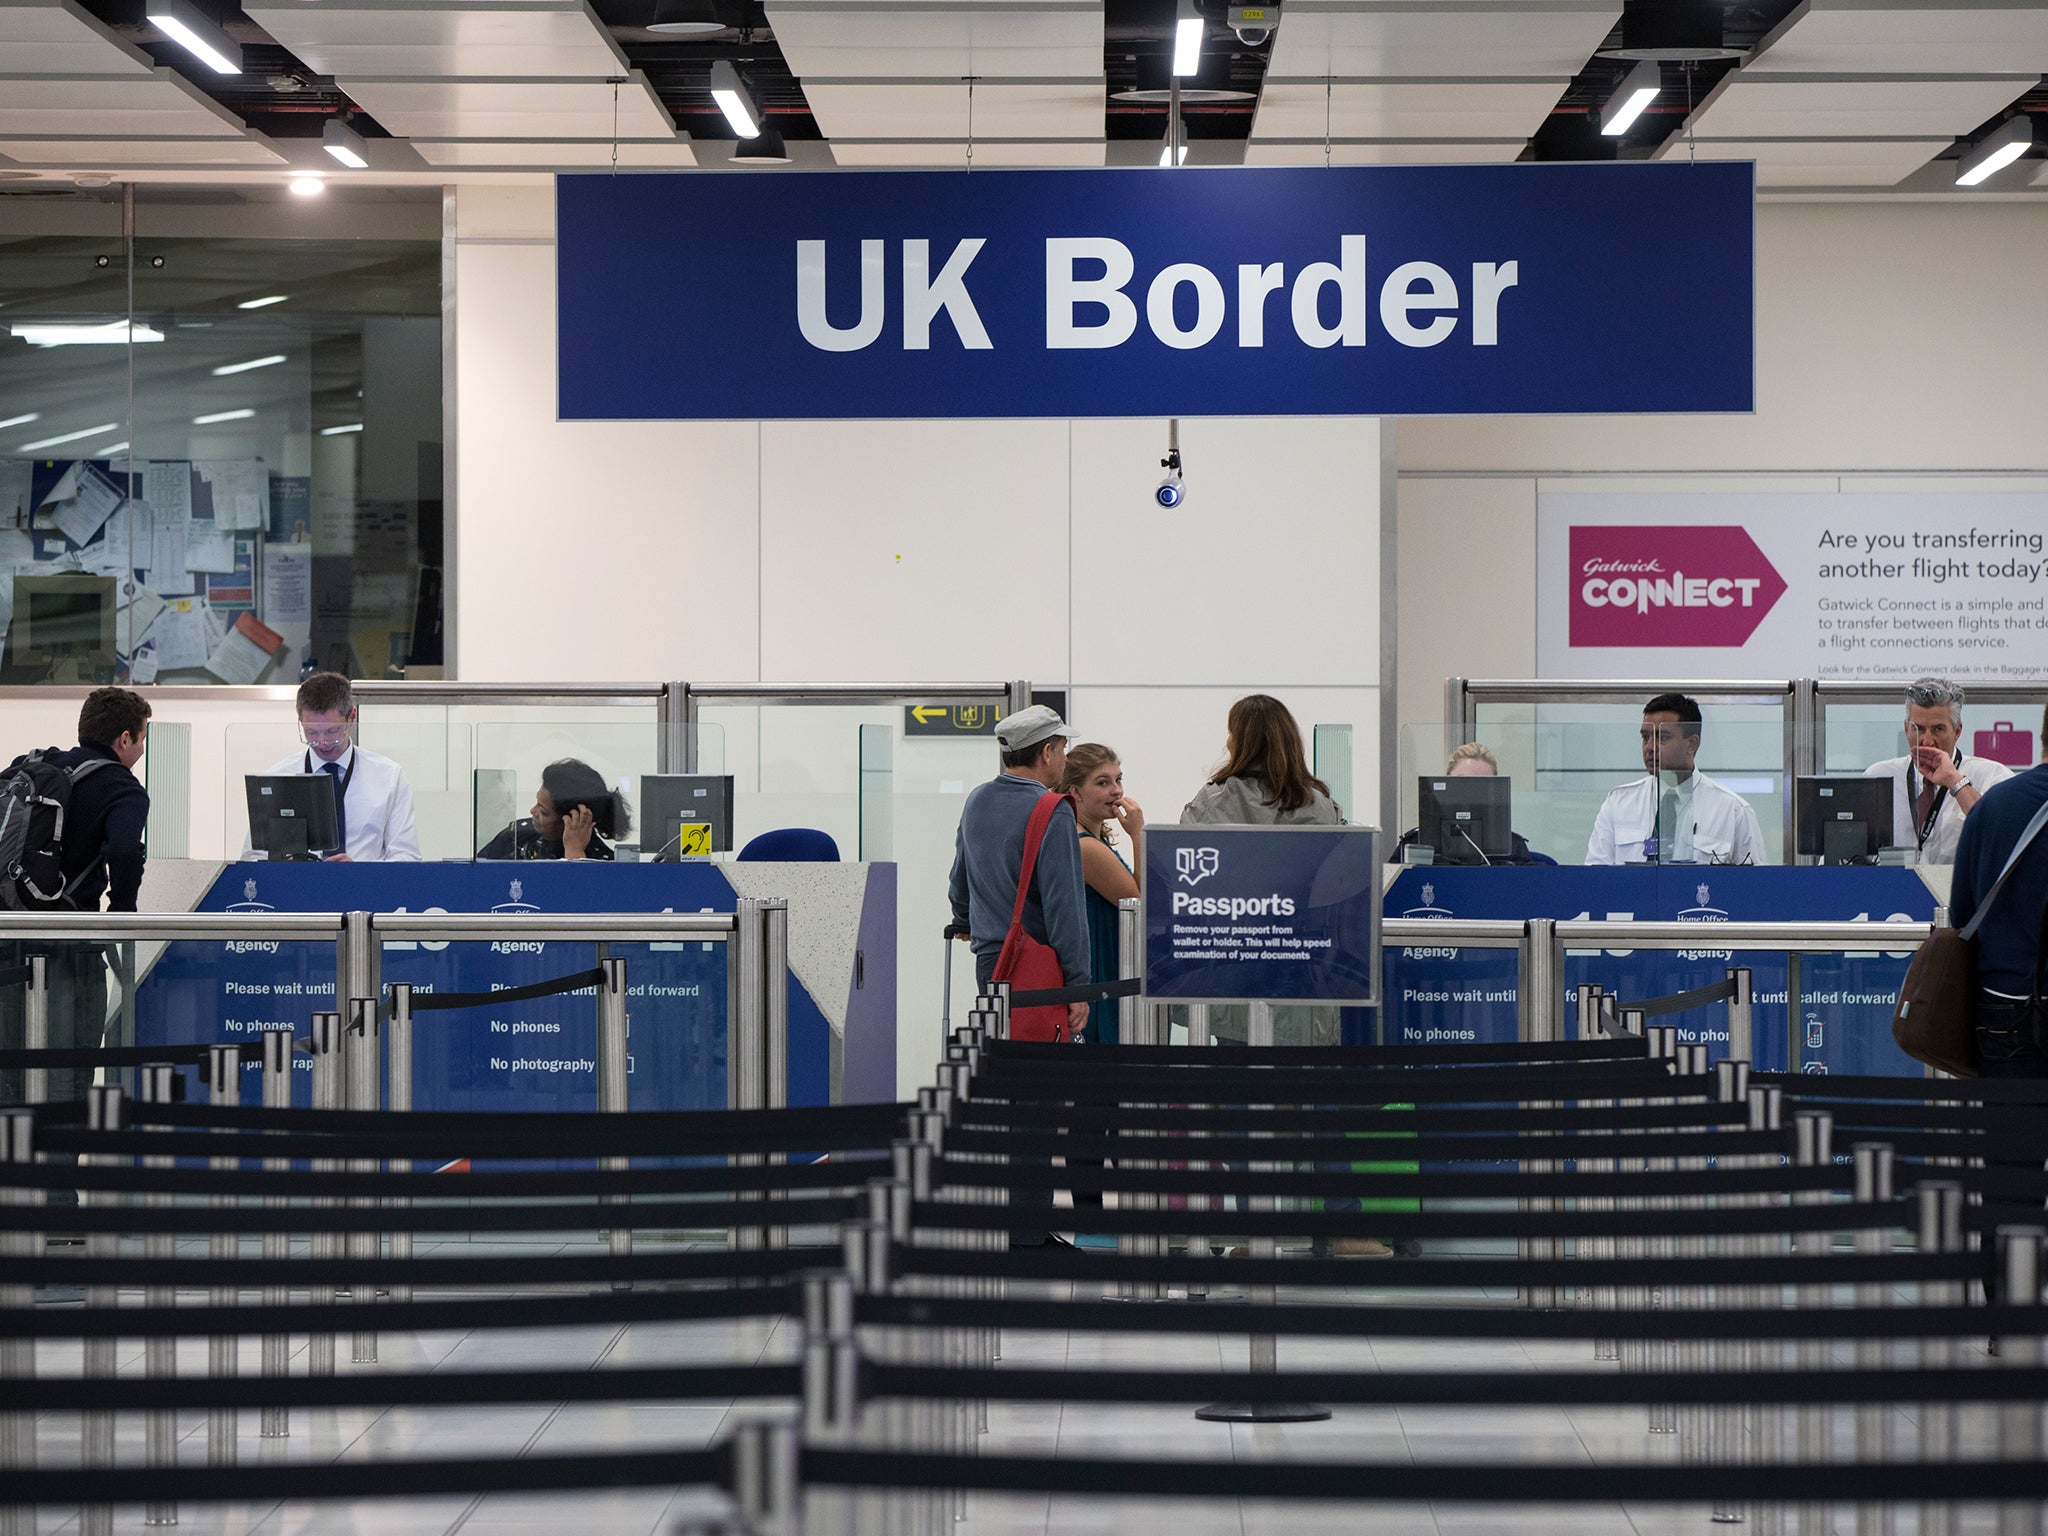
[477, 758, 634, 862]
[1180, 694, 1342, 825]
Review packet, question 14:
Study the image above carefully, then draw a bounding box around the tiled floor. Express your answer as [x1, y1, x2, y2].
[16, 1237, 2017, 1535]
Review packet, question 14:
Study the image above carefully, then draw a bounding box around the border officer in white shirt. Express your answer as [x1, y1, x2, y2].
[1863, 676, 2010, 867]
[1586, 692, 1769, 866]
[246, 671, 422, 862]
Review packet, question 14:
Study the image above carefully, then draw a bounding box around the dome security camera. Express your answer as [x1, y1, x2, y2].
[1155, 445, 1185, 508]
[1227, 4, 1277, 47]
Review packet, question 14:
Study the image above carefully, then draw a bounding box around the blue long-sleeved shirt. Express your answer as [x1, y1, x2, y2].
[1949, 763, 2048, 998]
[947, 772, 1090, 988]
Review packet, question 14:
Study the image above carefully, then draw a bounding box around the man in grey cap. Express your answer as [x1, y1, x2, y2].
[948, 704, 1092, 1042]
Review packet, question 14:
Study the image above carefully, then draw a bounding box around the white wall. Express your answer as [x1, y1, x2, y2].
[1395, 200, 2048, 731]
[451, 185, 1386, 1096]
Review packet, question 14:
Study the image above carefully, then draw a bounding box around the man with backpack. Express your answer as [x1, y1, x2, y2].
[0, 686, 151, 1108]
[1949, 726, 2048, 1079]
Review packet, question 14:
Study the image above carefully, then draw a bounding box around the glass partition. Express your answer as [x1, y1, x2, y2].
[1818, 686, 2044, 775]
[1312, 724, 1354, 823]
[471, 721, 719, 862]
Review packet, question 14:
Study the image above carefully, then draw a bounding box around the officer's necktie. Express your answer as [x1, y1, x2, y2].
[322, 760, 347, 855]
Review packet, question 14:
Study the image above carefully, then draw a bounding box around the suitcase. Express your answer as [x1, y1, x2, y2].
[942, 922, 968, 1029]
[1974, 721, 2034, 767]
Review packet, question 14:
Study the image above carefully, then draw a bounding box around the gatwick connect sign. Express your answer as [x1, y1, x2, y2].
[557, 163, 1754, 421]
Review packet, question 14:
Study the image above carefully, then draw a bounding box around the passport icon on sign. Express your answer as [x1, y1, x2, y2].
[1175, 847, 1220, 887]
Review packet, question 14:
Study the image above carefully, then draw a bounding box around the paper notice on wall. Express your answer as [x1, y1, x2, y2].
[78, 514, 133, 577]
[142, 461, 191, 523]
[261, 541, 312, 626]
[0, 527, 33, 573]
[1536, 489, 2048, 681]
[185, 525, 237, 573]
[151, 597, 212, 672]
[128, 647, 158, 685]
[204, 610, 284, 684]
[0, 461, 31, 528]
[115, 578, 166, 657]
[47, 465, 123, 549]
[36, 462, 81, 513]
[196, 461, 268, 531]
[146, 501, 190, 591]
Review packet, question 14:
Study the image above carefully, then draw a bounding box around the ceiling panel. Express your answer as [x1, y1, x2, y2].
[1252, 78, 1569, 139]
[0, 0, 153, 76]
[244, 1, 629, 80]
[828, 139, 1105, 167]
[338, 74, 674, 139]
[412, 136, 698, 166]
[0, 71, 247, 138]
[802, 79, 1104, 140]
[1243, 138, 1527, 165]
[1266, 1, 1621, 78]
[767, 1, 1103, 79]
[0, 135, 286, 166]
[1748, 1, 2048, 76]
[1686, 73, 2034, 138]
[1652, 135, 1948, 186]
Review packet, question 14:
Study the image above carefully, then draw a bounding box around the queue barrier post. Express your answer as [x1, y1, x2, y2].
[307, 1012, 342, 1380]
[1918, 1181, 1965, 1536]
[764, 899, 789, 1115]
[205, 1044, 241, 1468]
[1852, 1142, 1897, 1536]
[1792, 1109, 1835, 1536]
[1726, 967, 1754, 1069]
[1520, 920, 1562, 1311]
[1748, 1083, 1785, 1536]
[21, 956, 45, 1105]
[258, 1029, 293, 1439]
[136, 1063, 179, 1528]
[1708, 1058, 1750, 1525]
[596, 957, 634, 1283]
[1995, 1226, 2044, 1536]
[348, 997, 381, 1365]
[386, 986, 413, 1307]
[80, 1083, 123, 1536]
[0, 1110, 36, 1536]
[730, 1416, 800, 1536]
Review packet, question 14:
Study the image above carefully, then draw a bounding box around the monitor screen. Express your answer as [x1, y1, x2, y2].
[1795, 775, 1895, 864]
[246, 774, 342, 861]
[1417, 774, 1513, 865]
[637, 774, 735, 858]
[9, 573, 116, 679]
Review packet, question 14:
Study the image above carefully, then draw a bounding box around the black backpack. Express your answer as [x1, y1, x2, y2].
[0, 750, 115, 911]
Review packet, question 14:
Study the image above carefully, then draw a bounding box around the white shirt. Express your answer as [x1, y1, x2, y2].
[243, 744, 422, 862]
[1585, 769, 1769, 866]
[1863, 752, 2012, 867]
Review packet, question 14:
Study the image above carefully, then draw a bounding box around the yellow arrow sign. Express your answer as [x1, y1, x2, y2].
[911, 706, 949, 724]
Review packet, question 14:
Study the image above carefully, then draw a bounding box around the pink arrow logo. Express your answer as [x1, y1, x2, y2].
[1569, 525, 1786, 648]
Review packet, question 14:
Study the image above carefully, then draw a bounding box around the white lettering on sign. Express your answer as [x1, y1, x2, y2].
[901, 238, 991, 350]
[1045, 237, 1138, 349]
[1290, 235, 1366, 348]
[1580, 570, 1765, 613]
[1171, 892, 1298, 918]
[796, 238, 886, 352]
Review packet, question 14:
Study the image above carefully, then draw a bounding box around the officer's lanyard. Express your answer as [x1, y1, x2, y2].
[303, 748, 357, 829]
[1910, 750, 1958, 849]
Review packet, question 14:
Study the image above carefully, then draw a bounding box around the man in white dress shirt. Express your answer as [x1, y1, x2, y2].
[1863, 677, 2010, 866]
[246, 672, 421, 861]
[1586, 692, 1769, 866]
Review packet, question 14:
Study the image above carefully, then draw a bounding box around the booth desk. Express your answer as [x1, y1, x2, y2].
[131, 860, 897, 1112]
[1383, 866, 1939, 1075]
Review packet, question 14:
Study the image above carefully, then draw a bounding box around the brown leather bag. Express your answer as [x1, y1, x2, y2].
[1892, 797, 2048, 1077]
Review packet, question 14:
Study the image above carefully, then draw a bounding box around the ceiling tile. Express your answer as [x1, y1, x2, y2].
[1686, 73, 2034, 139]
[0, 71, 247, 138]
[827, 139, 1105, 167]
[0, 0, 153, 76]
[0, 135, 287, 166]
[243, 1, 628, 80]
[339, 74, 675, 139]
[1243, 138, 1527, 164]
[1653, 135, 1949, 186]
[767, 1, 1104, 79]
[1266, 1, 1620, 77]
[1253, 78, 1569, 139]
[1748, 0, 2048, 76]
[413, 136, 698, 166]
[802, 78, 1104, 140]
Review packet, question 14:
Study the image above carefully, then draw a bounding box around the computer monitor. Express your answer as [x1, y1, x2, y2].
[9, 573, 116, 683]
[638, 774, 735, 859]
[246, 774, 342, 861]
[1417, 774, 1513, 865]
[1796, 776, 1895, 865]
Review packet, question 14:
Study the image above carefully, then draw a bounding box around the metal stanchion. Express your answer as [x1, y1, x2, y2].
[1749, 1083, 1785, 1536]
[730, 1416, 801, 1536]
[205, 1045, 241, 1467]
[1792, 1109, 1834, 1536]
[595, 957, 633, 1283]
[259, 1029, 292, 1440]
[0, 1110, 36, 1536]
[1623, 1024, 1671, 1403]
[1664, 1042, 1709, 1447]
[136, 1063, 179, 1527]
[21, 956, 45, 1106]
[307, 1012, 341, 1379]
[386, 985, 413, 1307]
[1521, 920, 1560, 1310]
[1917, 1181, 1964, 1536]
[80, 1082, 123, 1536]
[1709, 1055, 1749, 1526]
[1113, 897, 1156, 1299]
[347, 997, 380, 1366]
[1851, 1143, 1895, 1536]
[802, 1270, 857, 1534]
[1995, 1225, 2043, 1536]
[762, 903, 790, 1252]
[1725, 967, 1754, 1067]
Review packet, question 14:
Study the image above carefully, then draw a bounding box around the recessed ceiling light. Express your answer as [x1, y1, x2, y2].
[10, 322, 163, 347]
[20, 422, 120, 452]
[193, 408, 255, 425]
[72, 173, 114, 190]
[322, 119, 370, 170]
[1600, 59, 1662, 137]
[0, 413, 38, 432]
[1956, 116, 2034, 187]
[212, 354, 287, 376]
[288, 176, 325, 198]
[1158, 143, 1188, 166]
[708, 60, 762, 140]
[92, 442, 128, 457]
[321, 422, 363, 436]
[1172, 0, 1203, 76]
[146, 0, 243, 75]
[237, 295, 288, 310]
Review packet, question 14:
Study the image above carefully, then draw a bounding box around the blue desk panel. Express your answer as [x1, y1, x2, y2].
[1381, 868, 1935, 1075]
[137, 863, 840, 1112]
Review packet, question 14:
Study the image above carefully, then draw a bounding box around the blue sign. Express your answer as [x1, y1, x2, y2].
[1382, 867, 1935, 1075]
[1145, 826, 1380, 1004]
[556, 163, 1754, 421]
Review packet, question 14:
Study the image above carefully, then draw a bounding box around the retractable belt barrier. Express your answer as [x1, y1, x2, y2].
[10, 982, 2048, 1536]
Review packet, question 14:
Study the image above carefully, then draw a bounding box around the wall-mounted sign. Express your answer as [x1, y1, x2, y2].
[903, 704, 999, 737]
[558, 163, 1753, 421]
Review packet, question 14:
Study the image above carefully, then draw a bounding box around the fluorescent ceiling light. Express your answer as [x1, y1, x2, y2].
[92, 442, 129, 457]
[1600, 58, 1661, 136]
[20, 422, 119, 452]
[1956, 115, 2033, 187]
[193, 408, 254, 425]
[322, 119, 370, 170]
[709, 59, 761, 139]
[146, 0, 242, 75]
[10, 322, 164, 347]
[288, 176, 325, 198]
[320, 423, 363, 436]
[1158, 143, 1188, 166]
[0, 413, 38, 431]
[1172, 1, 1203, 77]
[212, 354, 286, 376]
[237, 295, 288, 310]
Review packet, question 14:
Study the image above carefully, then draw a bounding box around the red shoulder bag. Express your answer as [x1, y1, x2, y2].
[991, 791, 1071, 1042]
